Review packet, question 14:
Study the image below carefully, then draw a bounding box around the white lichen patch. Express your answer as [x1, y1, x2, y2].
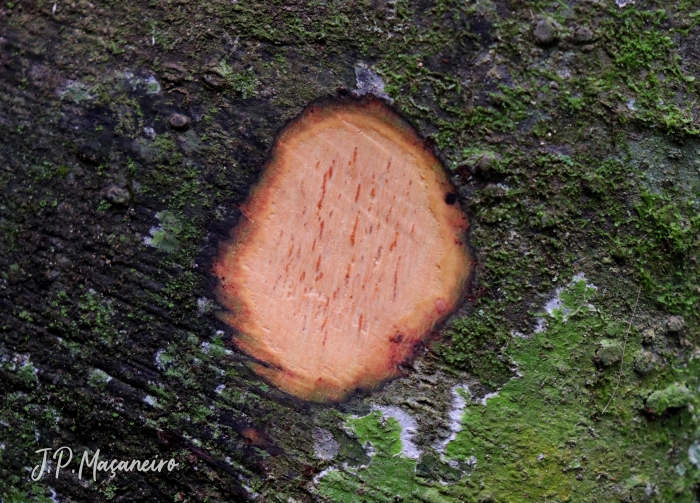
[14, 353, 32, 371]
[540, 273, 597, 324]
[313, 467, 338, 485]
[496, 183, 511, 193]
[372, 406, 420, 459]
[362, 440, 377, 458]
[241, 483, 260, 500]
[197, 297, 213, 316]
[534, 317, 548, 333]
[87, 368, 112, 387]
[479, 391, 500, 406]
[144, 211, 181, 253]
[436, 385, 471, 454]
[689, 442, 700, 466]
[56, 80, 94, 103]
[144, 76, 161, 94]
[312, 427, 340, 460]
[354, 63, 394, 103]
[143, 395, 161, 408]
[155, 348, 172, 369]
[124, 71, 161, 94]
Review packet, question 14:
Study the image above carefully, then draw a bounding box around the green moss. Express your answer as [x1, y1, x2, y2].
[151, 135, 180, 163]
[4, 0, 700, 499]
[15, 360, 38, 388]
[317, 411, 444, 503]
[57, 80, 94, 103]
[442, 279, 700, 502]
[595, 339, 623, 367]
[88, 368, 112, 389]
[601, 7, 699, 135]
[168, 164, 206, 211]
[96, 199, 112, 212]
[646, 383, 693, 415]
[437, 311, 512, 388]
[1, 485, 54, 503]
[28, 161, 60, 183]
[145, 210, 181, 253]
[214, 61, 259, 99]
[46, 288, 119, 347]
[611, 189, 700, 318]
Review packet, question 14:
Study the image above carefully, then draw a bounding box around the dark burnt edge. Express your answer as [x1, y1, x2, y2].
[202, 91, 479, 405]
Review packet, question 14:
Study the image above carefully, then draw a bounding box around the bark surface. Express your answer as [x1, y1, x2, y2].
[1, 0, 700, 502]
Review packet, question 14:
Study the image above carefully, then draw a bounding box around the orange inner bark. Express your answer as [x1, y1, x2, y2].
[213, 98, 473, 402]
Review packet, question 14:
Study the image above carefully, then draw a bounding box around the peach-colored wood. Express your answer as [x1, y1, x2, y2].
[213, 97, 473, 402]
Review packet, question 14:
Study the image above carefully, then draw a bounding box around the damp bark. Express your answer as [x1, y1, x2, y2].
[2, 1, 700, 501]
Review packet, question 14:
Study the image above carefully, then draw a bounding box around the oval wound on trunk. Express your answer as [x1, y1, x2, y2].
[213, 97, 474, 402]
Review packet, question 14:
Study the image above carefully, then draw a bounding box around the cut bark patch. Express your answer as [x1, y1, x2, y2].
[213, 96, 474, 402]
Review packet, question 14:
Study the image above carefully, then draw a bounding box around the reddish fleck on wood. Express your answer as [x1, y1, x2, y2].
[213, 97, 474, 402]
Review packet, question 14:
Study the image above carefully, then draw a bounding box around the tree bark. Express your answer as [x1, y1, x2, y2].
[1, 1, 699, 502]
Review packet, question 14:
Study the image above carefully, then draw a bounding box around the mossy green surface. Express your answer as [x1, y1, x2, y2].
[318, 411, 444, 503]
[315, 280, 700, 502]
[444, 279, 700, 502]
[2, 0, 700, 501]
[646, 383, 693, 415]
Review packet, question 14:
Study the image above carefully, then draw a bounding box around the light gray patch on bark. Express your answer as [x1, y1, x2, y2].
[312, 427, 339, 460]
[354, 63, 394, 103]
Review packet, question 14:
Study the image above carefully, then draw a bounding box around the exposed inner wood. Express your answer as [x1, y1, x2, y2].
[214, 98, 473, 402]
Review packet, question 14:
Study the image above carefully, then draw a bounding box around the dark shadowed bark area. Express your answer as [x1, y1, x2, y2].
[1, 0, 700, 502]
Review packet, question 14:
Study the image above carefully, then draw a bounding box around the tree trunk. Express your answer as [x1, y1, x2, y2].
[1, 1, 699, 502]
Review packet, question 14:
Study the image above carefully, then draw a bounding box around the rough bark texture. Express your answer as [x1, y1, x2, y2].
[1, 0, 700, 502]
